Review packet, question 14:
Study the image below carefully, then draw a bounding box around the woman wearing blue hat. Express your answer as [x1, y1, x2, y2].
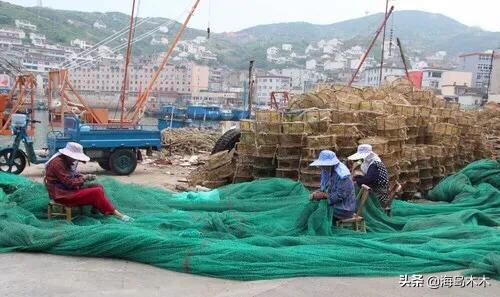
[309, 150, 357, 221]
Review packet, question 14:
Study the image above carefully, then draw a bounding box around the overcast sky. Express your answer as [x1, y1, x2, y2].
[5, 0, 500, 32]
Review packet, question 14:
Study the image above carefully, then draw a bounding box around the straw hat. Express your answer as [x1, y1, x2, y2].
[348, 144, 373, 161]
[59, 142, 90, 162]
[310, 150, 340, 167]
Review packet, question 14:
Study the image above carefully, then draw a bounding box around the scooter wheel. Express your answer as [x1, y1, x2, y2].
[0, 148, 27, 175]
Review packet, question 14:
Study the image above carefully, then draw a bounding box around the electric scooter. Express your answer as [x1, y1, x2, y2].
[0, 113, 54, 174]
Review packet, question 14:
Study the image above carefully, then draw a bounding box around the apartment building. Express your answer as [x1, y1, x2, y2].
[459, 51, 494, 89]
[70, 61, 209, 97]
[255, 75, 292, 106]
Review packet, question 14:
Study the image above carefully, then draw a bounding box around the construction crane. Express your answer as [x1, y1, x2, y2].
[127, 0, 202, 125]
[48, 0, 202, 128]
[0, 73, 36, 136]
[348, 6, 395, 86]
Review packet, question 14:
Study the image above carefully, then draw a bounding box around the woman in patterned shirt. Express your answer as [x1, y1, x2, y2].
[348, 144, 390, 208]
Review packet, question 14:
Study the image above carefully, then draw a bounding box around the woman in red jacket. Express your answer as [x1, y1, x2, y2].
[44, 142, 133, 222]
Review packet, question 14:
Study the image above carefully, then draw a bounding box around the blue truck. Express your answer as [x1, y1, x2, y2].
[0, 114, 162, 176]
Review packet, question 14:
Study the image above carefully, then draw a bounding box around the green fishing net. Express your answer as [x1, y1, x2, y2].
[0, 160, 499, 280]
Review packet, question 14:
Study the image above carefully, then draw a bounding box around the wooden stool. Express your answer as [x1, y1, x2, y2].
[47, 201, 83, 221]
[384, 182, 403, 217]
[336, 185, 371, 232]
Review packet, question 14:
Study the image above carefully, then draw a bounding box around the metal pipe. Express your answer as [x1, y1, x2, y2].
[397, 38, 410, 81]
[486, 50, 495, 96]
[119, 0, 137, 126]
[348, 6, 395, 87]
[130, 0, 202, 124]
[378, 0, 390, 87]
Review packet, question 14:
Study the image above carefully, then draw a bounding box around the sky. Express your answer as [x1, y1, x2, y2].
[5, 0, 500, 32]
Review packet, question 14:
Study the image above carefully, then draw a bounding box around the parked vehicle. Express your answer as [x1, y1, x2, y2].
[0, 114, 162, 175]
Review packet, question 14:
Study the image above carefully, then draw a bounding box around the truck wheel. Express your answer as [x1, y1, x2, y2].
[98, 160, 111, 171]
[212, 128, 241, 154]
[0, 148, 27, 175]
[109, 149, 137, 175]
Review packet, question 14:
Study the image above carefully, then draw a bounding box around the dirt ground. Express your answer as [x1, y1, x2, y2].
[21, 155, 198, 191]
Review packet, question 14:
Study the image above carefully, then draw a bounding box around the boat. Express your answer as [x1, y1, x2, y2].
[187, 105, 206, 120]
[231, 109, 249, 121]
[160, 106, 187, 118]
[158, 118, 192, 130]
[220, 109, 233, 121]
[205, 106, 221, 120]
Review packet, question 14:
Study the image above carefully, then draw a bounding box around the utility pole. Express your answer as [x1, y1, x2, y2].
[378, 0, 390, 87]
[247, 60, 255, 118]
[485, 50, 495, 101]
[119, 0, 136, 126]
[396, 38, 410, 82]
[348, 6, 394, 87]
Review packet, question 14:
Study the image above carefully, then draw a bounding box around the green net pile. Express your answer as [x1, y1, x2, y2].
[0, 160, 499, 280]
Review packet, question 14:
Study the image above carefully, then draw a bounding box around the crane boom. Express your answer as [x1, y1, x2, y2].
[128, 0, 202, 124]
[348, 6, 394, 87]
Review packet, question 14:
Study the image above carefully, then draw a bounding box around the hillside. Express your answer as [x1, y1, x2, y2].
[0, 1, 204, 56]
[1, 1, 499, 70]
[233, 10, 500, 59]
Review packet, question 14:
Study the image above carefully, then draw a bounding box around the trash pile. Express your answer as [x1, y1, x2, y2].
[161, 128, 220, 155]
[230, 79, 498, 198]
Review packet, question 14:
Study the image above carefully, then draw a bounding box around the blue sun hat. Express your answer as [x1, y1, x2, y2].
[310, 150, 340, 167]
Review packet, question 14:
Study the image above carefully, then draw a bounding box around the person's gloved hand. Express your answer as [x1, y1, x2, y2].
[84, 174, 97, 181]
[310, 191, 327, 200]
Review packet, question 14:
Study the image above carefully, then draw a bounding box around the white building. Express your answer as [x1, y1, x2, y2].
[360, 66, 405, 87]
[281, 68, 324, 91]
[441, 71, 473, 87]
[317, 40, 327, 48]
[193, 36, 207, 44]
[159, 26, 169, 33]
[282, 44, 292, 51]
[151, 35, 169, 46]
[306, 59, 317, 70]
[323, 60, 345, 71]
[71, 39, 93, 50]
[323, 45, 335, 55]
[70, 61, 209, 96]
[489, 51, 500, 95]
[255, 75, 292, 105]
[15, 20, 37, 31]
[421, 68, 446, 90]
[350, 59, 361, 70]
[459, 51, 494, 89]
[266, 47, 280, 61]
[191, 91, 239, 106]
[305, 45, 317, 55]
[326, 38, 343, 48]
[93, 22, 107, 29]
[414, 61, 429, 70]
[426, 51, 447, 61]
[347, 46, 363, 57]
[29, 33, 46, 46]
[0, 27, 25, 46]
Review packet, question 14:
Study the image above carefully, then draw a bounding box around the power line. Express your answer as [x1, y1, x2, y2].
[67, 16, 183, 71]
[59, 17, 151, 68]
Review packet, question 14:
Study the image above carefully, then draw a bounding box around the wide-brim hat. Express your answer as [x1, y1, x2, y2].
[348, 144, 373, 161]
[310, 150, 340, 167]
[58, 142, 90, 162]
